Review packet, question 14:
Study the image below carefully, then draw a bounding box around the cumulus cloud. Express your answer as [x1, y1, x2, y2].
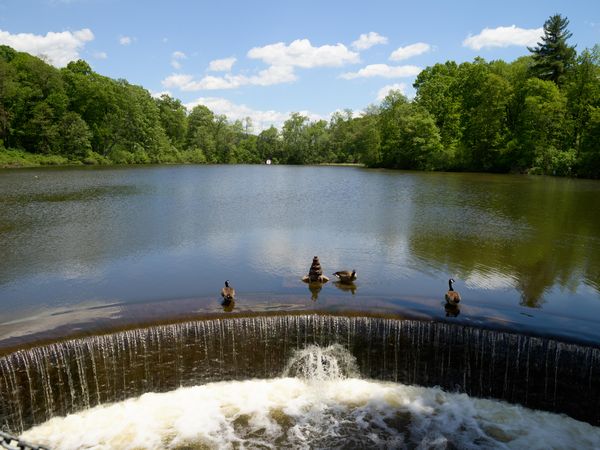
[92, 51, 107, 59]
[463, 25, 543, 50]
[184, 97, 323, 132]
[340, 64, 421, 80]
[248, 38, 359, 68]
[376, 83, 408, 101]
[0, 28, 94, 67]
[389, 42, 431, 61]
[119, 36, 132, 45]
[351, 32, 388, 50]
[162, 65, 297, 91]
[170, 50, 187, 69]
[208, 57, 237, 72]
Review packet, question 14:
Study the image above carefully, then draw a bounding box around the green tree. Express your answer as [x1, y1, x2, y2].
[413, 61, 462, 156]
[305, 119, 330, 163]
[329, 109, 355, 162]
[456, 60, 512, 171]
[354, 115, 381, 167]
[257, 126, 281, 162]
[58, 111, 92, 158]
[155, 94, 186, 148]
[577, 106, 600, 178]
[512, 78, 569, 174]
[566, 46, 600, 154]
[528, 14, 576, 85]
[282, 113, 310, 164]
[27, 101, 60, 154]
[186, 105, 216, 161]
[379, 91, 443, 170]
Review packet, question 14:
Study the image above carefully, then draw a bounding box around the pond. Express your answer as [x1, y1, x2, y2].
[1, 165, 599, 345]
[1, 165, 600, 448]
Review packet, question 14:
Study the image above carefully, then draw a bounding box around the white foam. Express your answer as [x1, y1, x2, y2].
[22, 377, 600, 450]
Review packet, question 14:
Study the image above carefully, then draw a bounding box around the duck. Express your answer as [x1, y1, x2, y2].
[445, 278, 461, 305]
[332, 270, 357, 284]
[221, 280, 235, 301]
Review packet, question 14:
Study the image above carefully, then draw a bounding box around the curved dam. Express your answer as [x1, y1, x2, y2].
[2, 314, 600, 448]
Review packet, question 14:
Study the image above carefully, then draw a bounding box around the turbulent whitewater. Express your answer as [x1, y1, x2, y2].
[21, 345, 600, 450]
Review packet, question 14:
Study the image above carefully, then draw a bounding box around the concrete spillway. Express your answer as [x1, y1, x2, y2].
[1, 314, 600, 435]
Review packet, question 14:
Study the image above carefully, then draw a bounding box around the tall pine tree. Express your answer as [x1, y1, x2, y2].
[528, 14, 576, 86]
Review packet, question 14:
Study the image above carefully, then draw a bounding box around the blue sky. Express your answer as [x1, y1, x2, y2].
[0, 0, 598, 130]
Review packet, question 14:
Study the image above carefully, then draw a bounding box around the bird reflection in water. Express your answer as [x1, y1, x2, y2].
[307, 282, 323, 301]
[221, 298, 235, 312]
[333, 281, 357, 295]
[444, 302, 460, 317]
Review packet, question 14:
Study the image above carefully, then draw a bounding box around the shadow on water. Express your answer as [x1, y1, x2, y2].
[2, 314, 600, 434]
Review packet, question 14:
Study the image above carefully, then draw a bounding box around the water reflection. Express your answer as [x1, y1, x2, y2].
[444, 303, 460, 317]
[307, 282, 324, 301]
[1, 166, 600, 337]
[333, 281, 357, 295]
[221, 298, 235, 312]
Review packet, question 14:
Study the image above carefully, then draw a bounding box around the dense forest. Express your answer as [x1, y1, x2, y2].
[0, 15, 599, 177]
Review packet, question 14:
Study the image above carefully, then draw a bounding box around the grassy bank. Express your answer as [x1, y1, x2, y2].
[0, 149, 79, 168]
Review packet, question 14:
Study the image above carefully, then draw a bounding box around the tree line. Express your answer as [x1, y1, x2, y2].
[0, 14, 599, 177]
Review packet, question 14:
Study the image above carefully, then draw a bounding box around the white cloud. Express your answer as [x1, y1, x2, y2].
[150, 90, 173, 99]
[162, 65, 296, 91]
[171, 51, 186, 69]
[340, 64, 421, 80]
[93, 51, 107, 60]
[376, 83, 408, 101]
[184, 97, 324, 133]
[208, 57, 237, 72]
[389, 42, 431, 61]
[248, 38, 359, 68]
[119, 36, 132, 45]
[463, 25, 543, 50]
[351, 32, 388, 51]
[0, 28, 94, 67]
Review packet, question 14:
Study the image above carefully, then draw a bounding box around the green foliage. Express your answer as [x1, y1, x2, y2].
[577, 106, 600, 178]
[379, 91, 443, 170]
[0, 148, 70, 167]
[512, 78, 568, 173]
[413, 61, 462, 153]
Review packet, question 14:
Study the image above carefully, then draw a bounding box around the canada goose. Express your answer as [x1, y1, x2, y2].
[445, 278, 461, 305]
[332, 270, 357, 284]
[221, 280, 235, 301]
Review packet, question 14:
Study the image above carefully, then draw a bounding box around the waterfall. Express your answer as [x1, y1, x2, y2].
[282, 344, 359, 380]
[1, 314, 600, 434]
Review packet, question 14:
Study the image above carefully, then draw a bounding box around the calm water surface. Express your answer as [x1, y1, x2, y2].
[1, 165, 599, 345]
